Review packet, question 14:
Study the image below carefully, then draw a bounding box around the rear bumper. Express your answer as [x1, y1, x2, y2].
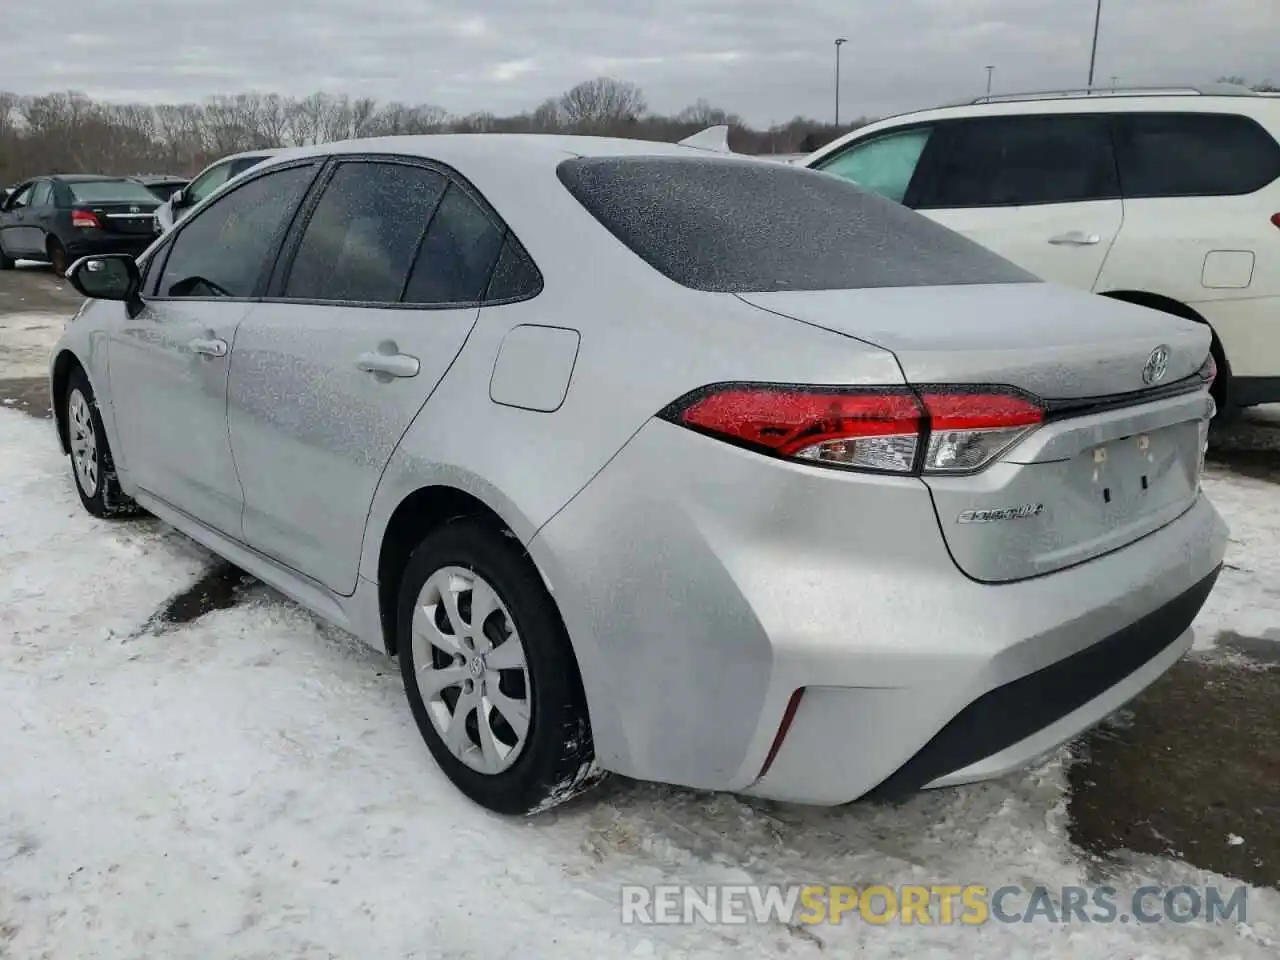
[530, 419, 1229, 804]
[864, 566, 1217, 798]
[64, 233, 153, 260]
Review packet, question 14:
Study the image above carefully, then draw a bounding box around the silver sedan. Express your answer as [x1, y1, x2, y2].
[49, 134, 1226, 815]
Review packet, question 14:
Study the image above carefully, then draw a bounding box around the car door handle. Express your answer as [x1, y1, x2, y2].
[355, 350, 420, 378]
[188, 337, 228, 358]
[1048, 231, 1102, 246]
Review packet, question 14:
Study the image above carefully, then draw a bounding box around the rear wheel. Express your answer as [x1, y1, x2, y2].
[0, 245, 13, 270]
[64, 367, 140, 519]
[397, 518, 603, 815]
[47, 237, 68, 276]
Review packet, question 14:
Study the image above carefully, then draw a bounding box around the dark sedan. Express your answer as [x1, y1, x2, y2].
[0, 175, 160, 274]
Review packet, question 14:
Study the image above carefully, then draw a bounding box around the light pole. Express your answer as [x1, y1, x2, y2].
[834, 38, 848, 126]
[1087, 0, 1102, 90]
[984, 65, 995, 98]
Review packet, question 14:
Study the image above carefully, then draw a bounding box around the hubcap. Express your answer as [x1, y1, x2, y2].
[67, 388, 99, 496]
[410, 566, 532, 775]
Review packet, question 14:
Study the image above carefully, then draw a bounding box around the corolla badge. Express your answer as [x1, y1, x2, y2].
[1142, 345, 1170, 385]
[958, 504, 1044, 524]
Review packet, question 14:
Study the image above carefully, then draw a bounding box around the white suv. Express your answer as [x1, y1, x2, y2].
[805, 85, 1280, 414]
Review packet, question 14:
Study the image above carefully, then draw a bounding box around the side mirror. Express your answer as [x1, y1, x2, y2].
[66, 254, 140, 301]
[171, 188, 186, 207]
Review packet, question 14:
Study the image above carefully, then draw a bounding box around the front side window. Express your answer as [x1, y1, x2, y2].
[919, 115, 1119, 209]
[185, 161, 234, 205]
[283, 161, 447, 303]
[814, 127, 933, 204]
[402, 185, 505, 305]
[6, 184, 34, 209]
[159, 163, 316, 299]
[1113, 113, 1280, 198]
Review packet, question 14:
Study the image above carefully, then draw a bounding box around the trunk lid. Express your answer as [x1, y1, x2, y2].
[74, 200, 160, 236]
[738, 283, 1215, 582]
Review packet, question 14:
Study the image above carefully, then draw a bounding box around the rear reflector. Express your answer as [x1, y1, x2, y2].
[661, 384, 1044, 475]
[1199, 352, 1217, 389]
[71, 210, 101, 229]
[757, 688, 805, 780]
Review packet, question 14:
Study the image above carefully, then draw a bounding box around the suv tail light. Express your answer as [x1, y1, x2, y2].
[1271, 213, 1280, 230]
[71, 210, 102, 229]
[660, 384, 1044, 476]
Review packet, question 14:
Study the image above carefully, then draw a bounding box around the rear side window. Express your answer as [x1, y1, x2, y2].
[483, 235, 542, 302]
[1112, 113, 1280, 198]
[283, 161, 447, 303]
[814, 127, 933, 204]
[67, 180, 160, 204]
[402, 185, 505, 305]
[556, 156, 1036, 293]
[158, 163, 317, 299]
[229, 155, 269, 178]
[918, 115, 1119, 208]
[30, 182, 53, 206]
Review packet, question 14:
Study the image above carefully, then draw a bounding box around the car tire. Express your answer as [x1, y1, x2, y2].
[63, 367, 141, 519]
[397, 517, 603, 815]
[47, 237, 68, 277]
[0, 246, 13, 270]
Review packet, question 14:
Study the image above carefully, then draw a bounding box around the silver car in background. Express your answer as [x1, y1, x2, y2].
[152, 147, 284, 234]
[51, 135, 1226, 815]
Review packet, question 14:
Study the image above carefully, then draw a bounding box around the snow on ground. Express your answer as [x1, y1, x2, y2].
[0, 312, 67, 379]
[1193, 469, 1280, 649]
[1, 407, 1278, 959]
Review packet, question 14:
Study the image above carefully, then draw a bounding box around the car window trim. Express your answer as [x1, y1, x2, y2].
[263, 151, 540, 311]
[912, 113, 1123, 210]
[146, 158, 324, 304]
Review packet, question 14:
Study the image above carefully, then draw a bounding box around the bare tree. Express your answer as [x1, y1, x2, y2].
[0, 78, 877, 185]
[558, 77, 647, 130]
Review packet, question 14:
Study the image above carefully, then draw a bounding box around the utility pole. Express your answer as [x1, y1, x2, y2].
[834, 38, 848, 126]
[985, 65, 995, 99]
[1087, 0, 1102, 90]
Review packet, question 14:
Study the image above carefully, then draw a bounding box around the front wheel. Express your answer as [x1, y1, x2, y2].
[397, 518, 603, 815]
[64, 368, 140, 518]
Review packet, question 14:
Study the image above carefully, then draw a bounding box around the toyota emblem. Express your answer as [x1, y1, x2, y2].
[1142, 345, 1170, 385]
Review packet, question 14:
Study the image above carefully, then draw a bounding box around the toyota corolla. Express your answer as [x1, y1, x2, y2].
[49, 135, 1226, 815]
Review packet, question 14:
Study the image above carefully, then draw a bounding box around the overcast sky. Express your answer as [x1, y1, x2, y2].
[3, 0, 1276, 125]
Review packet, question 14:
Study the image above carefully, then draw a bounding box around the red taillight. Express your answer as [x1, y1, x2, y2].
[71, 210, 101, 229]
[1271, 213, 1280, 230]
[661, 383, 1043, 475]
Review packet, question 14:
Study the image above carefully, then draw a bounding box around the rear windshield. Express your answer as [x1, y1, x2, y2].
[556, 156, 1038, 292]
[67, 180, 160, 204]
